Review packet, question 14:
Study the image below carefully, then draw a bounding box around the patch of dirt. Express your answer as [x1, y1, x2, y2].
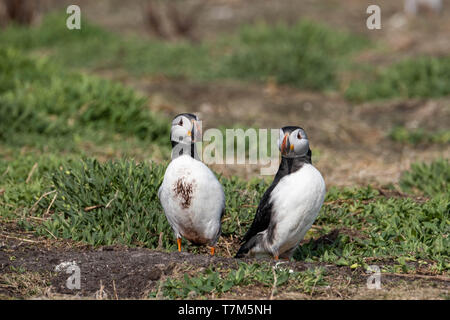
[1, 236, 448, 299]
[0, 238, 238, 299]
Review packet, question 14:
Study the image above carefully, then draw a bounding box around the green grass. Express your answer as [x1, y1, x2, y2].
[400, 158, 449, 197]
[0, 44, 171, 221]
[296, 192, 449, 272]
[36, 159, 170, 247]
[1, 13, 368, 91]
[346, 56, 450, 102]
[389, 127, 450, 146]
[216, 21, 368, 90]
[0, 153, 66, 220]
[152, 262, 327, 299]
[0, 47, 170, 150]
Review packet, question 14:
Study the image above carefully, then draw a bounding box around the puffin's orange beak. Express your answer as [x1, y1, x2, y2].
[281, 133, 289, 155]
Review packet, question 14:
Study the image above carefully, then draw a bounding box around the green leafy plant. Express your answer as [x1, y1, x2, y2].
[37, 159, 171, 247]
[389, 127, 450, 146]
[295, 183, 449, 271]
[0, 47, 170, 148]
[400, 158, 450, 197]
[153, 262, 327, 299]
[219, 20, 368, 90]
[346, 56, 450, 101]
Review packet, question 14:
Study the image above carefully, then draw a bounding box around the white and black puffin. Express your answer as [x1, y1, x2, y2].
[158, 113, 225, 255]
[235, 126, 326, 260]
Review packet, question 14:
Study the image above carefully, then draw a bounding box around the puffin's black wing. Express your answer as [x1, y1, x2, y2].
[235, 183, 276, 257]
[242, 185, 275, 243]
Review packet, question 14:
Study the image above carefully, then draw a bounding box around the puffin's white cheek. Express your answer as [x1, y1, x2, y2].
[288, 134, 296, 146]
[171, 127, 190, 142]
[294, 140, 309, 155]
[183, 121, 192, 132]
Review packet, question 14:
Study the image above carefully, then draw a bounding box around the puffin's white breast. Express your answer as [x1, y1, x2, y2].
[158, 155, 225, 244]
[268, 163, 326, 254]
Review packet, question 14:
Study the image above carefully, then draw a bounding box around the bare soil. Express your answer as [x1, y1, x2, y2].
[1, 236, 448, 300]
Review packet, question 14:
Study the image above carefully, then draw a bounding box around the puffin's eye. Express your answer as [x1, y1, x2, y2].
[178, 118, 183, 126]
[297, 131, 302, 139]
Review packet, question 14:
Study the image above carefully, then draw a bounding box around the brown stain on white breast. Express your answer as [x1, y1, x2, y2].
[172, 177, 213, 245]
[173, 177, 196, 209]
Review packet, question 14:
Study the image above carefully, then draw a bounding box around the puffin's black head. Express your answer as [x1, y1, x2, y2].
[278, 126, 311, 159]
[171, 113, 202, 145]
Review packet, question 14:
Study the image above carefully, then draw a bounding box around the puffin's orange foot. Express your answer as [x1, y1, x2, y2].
[210, 247, 215, 256]
[177, 238, 182, 252]
[274, 255, 279, 261]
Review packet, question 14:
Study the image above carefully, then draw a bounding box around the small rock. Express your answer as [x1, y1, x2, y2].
[164, 262, 176, 275]
[131, 253, 145, 259]
[187, 291, 198, 299]
[148, 268, 162, 281]
[99, 246, 114, 252]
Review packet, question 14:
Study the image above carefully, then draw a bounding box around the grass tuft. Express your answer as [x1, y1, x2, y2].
[346, 57, 450, 101]
[152, 262, 327, 299]
[389, 127, 450, 146]
[400, 158, 450, 197]
[36, 159, 170, 247]
[0, 47, 170, 149]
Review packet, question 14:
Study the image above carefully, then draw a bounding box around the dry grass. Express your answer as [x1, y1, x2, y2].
[0, 271, 52, 299]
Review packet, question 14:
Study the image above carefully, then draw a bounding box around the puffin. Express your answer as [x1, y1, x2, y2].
[235, 126, 326, 260]
[158, 113, 225, 255]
